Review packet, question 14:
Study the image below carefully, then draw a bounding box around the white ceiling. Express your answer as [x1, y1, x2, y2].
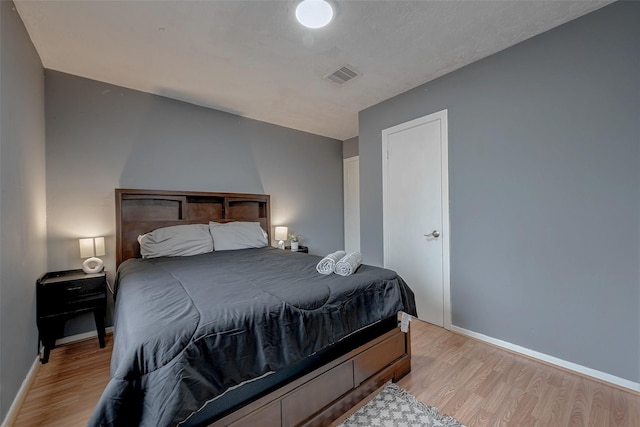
[15, 0, 612, 140]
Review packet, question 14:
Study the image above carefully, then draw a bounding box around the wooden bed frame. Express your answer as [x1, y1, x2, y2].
[116, 188, 271, 268]
[114, 189, 411, 427]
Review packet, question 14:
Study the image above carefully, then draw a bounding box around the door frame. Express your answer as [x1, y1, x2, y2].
[381, 109, 451, 329]
[343, 156, 360, 253]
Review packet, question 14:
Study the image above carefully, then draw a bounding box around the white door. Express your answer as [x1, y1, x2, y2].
[382, 110, 450, 328]
[343, 156, 360, 253]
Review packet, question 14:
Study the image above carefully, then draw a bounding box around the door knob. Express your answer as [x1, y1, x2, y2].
[424, 230, 440, 238]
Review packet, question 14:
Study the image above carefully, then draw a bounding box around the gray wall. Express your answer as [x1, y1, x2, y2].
[0, 1, 47, 420]
[359, 1, 639, 383]
[343, 137, 358, 159]
[45, 71, 344, 335]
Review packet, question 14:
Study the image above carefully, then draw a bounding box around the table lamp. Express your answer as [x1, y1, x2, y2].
[79, 237, 105, 273]
[274, 226, 288, 250]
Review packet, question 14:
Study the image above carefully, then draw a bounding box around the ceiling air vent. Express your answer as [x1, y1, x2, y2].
[324, 65, 360, 86]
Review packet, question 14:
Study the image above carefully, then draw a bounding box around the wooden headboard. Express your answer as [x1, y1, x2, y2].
[115, 189, 271, 267]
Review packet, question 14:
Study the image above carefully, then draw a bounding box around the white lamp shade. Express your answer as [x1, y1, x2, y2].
[79, 238, 95, 258]
[94, 237, 106, 257]
[274, 226, 288, 241]
[79, 237, 106, 258]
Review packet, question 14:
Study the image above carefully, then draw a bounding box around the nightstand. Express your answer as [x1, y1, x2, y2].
[36, 269, 107, 363]
[285, 245, 309, 253]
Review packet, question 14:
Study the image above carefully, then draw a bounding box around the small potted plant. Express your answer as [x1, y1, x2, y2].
[288, 233, 301, 251]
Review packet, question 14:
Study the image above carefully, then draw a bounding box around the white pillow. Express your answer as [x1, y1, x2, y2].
[209, 221, 268, 251]
[137, 224, 213, 259]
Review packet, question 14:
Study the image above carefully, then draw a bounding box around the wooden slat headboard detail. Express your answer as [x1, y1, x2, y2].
[115, 189, 271, 267]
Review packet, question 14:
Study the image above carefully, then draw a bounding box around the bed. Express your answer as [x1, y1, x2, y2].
[90, 189, 416, 427]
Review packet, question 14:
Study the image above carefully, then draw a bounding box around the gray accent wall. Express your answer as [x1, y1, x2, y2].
[45, 71, 344, 336]
[343, 137, 359, 159]
[0, 1, 47, 420]
[359, 2, 639, 383]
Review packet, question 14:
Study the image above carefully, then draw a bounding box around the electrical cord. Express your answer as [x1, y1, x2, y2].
[106, 279, 115, 295]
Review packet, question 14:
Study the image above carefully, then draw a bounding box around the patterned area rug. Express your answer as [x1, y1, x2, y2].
[338, 382, 466, 427]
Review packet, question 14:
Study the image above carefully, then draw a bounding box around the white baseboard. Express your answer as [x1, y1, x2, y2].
[449, 325, 640, 393]
[1, 327, 115, 426]
[55, 326, 114, 346]
[1, 357, 40, 427]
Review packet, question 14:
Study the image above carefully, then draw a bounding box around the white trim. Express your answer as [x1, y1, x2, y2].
[343, 156, 359, 165]
[439, 113, 451, 329]
[55, 326, 114, 346]
[450, 324, 640, 393]
[382, 109, 451, 329]
[343, 156, 360, 253]
[1, 326, 116, 426]
[1, 357, 40, 427]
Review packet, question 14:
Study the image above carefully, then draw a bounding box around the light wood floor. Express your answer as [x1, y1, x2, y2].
[398, 320, 640, 427]
[13, 336, 112, 426]
[12, 320, 640, 426]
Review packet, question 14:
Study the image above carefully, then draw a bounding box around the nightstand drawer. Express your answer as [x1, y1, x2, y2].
[40, 276, 105, 301]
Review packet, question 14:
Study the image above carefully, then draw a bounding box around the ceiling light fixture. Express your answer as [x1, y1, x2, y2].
[295, 0, 334, 29]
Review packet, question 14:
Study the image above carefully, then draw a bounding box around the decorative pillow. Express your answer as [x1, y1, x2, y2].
[209, 221, 268, 251]
[138, 224, 213, 258]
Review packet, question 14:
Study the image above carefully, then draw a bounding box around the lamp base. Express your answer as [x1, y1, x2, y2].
[82, 257, 104, 274]
[278, 240, 285, 250]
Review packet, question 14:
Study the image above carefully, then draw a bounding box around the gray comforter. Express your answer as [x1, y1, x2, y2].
[89, 247, 416, 427]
